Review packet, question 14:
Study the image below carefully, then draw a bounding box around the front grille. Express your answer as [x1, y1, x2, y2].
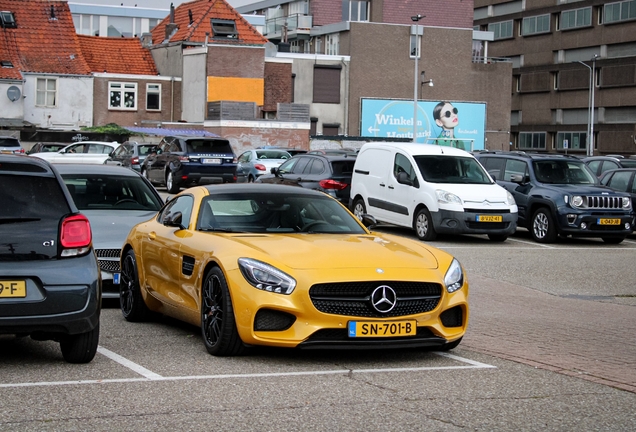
[254, 309, 296, 331]
[98, 258, 120, 273]
[309, 281, 442, 318]
[584, 196, 624, 209]
[466, 221, 509, 230]
[95, 249, 121, 258]
[464, 208, 511, 214]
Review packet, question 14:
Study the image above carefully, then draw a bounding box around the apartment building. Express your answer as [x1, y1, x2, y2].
[475, 0, 636, 155]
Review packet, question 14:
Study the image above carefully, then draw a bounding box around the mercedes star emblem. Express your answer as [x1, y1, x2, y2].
[371, 285, 397, 313]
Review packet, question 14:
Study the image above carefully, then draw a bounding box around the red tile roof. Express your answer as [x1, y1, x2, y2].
[78, 35, 158, 75]
[0, 0, 91, 79]
[151, 0, 268, 46]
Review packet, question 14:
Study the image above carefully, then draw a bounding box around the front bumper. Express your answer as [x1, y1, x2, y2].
[555, 209, 633, 238]
[0, 253, 101, 337]
[432, 208, 518, 236]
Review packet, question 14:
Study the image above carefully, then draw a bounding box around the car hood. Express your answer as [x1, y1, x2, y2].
[537, 183, 628, 195]
[225, 233, 440, 270]
[84, 210, 157, 249]
[431, 183, 511, 204]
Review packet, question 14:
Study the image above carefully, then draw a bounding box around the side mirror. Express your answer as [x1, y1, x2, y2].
[396, 171, 413, 186]
[360, 214, 377, 228]
[164, 211, 185, 230]
[271, 167, 279, 176]
[510, 174, 524, 184]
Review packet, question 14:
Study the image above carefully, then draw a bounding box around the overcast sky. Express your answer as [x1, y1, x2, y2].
[71, 0, 254, 9]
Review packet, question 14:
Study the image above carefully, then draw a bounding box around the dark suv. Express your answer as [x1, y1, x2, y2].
[475, 152, 633, 243]
[141, 135, 237, 193]
[0, 154, 101, 363]
[255, 153, 356, 204]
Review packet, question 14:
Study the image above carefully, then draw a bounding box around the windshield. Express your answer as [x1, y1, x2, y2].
[414, 155, 492, 184]
[197, 192, 367, 234]
[61, 174, 163, 210]
[533, 160, 597, 184]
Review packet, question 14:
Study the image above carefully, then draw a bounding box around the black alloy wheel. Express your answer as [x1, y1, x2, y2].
[120, 249, 152, 322]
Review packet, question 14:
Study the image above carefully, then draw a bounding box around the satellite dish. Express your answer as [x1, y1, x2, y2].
[264, 42, 277, 58]
[7, 86, 21, 102]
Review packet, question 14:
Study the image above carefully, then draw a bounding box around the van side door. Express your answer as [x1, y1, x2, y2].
[382, 151, 420, 225]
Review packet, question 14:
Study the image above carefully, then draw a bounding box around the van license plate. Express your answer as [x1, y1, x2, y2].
[598, 218, 620, 225]
[203, 158, 221, 164]
[476, 215, 502, 222]
[348, 320, 417, 338]
[0, 280, 26, 298]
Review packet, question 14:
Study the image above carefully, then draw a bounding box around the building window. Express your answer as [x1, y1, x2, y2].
[313, 65, 341, 104]
[488, 20, 513, 40]
[315, 36, 322, 54]
[36, 78, 57, 107]
[211, 19, 238, 39]
[146, 83, 161, 111]
[556, 132, 587, 150]
[325, 33, 339, 55]
[522, 14, 550, 36]
[342, 1, 369, 22]
[322, 124, 340, 135]
[518, 132, 546, 150]
[410, 34, 420, 58]
[109, 82, 137, 110]
[559, 7, 592, 30]
[604, 1, 636, 24]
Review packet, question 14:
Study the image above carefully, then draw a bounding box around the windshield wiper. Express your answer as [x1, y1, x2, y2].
[199, 227, 242, 233]
[0, 217, 41, 224]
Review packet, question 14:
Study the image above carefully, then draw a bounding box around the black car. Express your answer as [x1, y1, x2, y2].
[255, 153, 356, 204]
[141, 135, 237, 193]
[105, 140, 157, 172]
[599, 168, 636, 210]
[475, 152, 633, 243]
[26, 142, 68, 155]
[0, 154, 101, 363]
[583, 155, 636, 178]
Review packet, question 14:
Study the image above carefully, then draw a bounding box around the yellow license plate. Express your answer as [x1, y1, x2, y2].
[476, 215, 502, 222]
[348, 320, 417, 338]
[0, 280, 26, 298]
[598, 218, 621, 225]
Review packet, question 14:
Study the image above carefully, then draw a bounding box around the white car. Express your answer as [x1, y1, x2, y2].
[30, 141, 120, 164]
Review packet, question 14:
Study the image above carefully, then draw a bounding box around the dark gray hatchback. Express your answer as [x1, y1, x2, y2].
[0, 155, 101, 363]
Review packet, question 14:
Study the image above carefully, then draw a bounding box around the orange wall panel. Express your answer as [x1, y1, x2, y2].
[207, 77, 264, 105]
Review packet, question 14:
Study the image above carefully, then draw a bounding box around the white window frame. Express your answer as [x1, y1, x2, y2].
[109, 82, 138, 110]
[522, 14, 551, 36]
[325, 33, 339, 55]
[36, 77, 57, 107]
[559, 7, 592, 30]
[488, 20, 514, 40]
[146, 83, 161, 111]
[343, 1, 370, 22]
[410, 35, 420, 59]
[604, 1, 636, 24]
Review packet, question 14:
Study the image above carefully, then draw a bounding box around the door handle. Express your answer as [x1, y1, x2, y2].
[148, 232, 156, 240]
[388, 185, 394, 189]
[379, 183, 386, 187]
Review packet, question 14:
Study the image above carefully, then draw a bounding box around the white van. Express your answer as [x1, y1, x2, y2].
[349, 142, 518, 241]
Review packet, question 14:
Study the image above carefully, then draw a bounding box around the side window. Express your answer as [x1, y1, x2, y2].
[169, 141, 181, 152]
[600, 161, 620, 175]
[306, 159, 326, 175]
[607, 171, 632, 192]
[586, 160, 601, 176]
[291, 157, 311, 174]
[503, 159, 527, 181]
[238, 152, 249, 163]
[158, 195, 194, 228]
[630, 174, 636, 194]
[393, 153, 419, 187]
[278, 158, 298, 174]
[480, 157, 505, 180]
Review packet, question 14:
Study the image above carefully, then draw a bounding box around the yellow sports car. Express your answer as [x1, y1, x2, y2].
[120, 184, 469, 356]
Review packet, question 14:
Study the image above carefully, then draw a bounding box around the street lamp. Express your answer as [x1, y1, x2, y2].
[420, 71, 433, 99]
[411, 14, 424, 143]
[577, 54, 598, 157]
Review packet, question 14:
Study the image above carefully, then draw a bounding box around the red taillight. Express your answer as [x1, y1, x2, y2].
[17, 148, 25, 154]
[131, 156, 139, 165]
[319, 179, 348, 190]
[178, 156, 189, 162]
[254, 163, 267, 171]
[60, 214, 92, 249]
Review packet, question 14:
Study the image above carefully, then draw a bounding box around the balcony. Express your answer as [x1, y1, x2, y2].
[265, 14, 312, 41]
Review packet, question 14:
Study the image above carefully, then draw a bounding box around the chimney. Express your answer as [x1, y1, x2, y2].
[188, 9, 193, 26]
[140, 33, 153, 48]
[170, 3, 175, 23]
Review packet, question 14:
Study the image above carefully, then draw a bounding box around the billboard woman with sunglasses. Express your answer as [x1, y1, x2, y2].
[432, 101, 468, 151]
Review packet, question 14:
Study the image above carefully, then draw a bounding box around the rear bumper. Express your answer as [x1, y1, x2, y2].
[0, 253, 101, 337]
[177, 165, 237, 184]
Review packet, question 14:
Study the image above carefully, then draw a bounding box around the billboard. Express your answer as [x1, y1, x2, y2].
[360, 98, 487, 150]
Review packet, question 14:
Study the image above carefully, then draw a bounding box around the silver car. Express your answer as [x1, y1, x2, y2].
[55, 164, 164, 298]
[30, 141, 120, 164]
[236, 149, 292, 182]
[0, 136, 25, 154]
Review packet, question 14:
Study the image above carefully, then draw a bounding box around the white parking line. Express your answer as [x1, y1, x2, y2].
[0, 348, 495, 389]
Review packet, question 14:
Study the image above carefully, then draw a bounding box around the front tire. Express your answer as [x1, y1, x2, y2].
[414, 207, 437, 241]
[352, 198, 366, 220]
[120, 249, 152, 322]
[60, 325, 99, 364]
[166, 171, 180, 194]
[201, 267, 245, 356]
[531, 208, 557, 243]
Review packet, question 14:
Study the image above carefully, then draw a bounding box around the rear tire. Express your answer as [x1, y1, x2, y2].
[414, 207, 437, 241]
[60, 325, 99, 364]
[166, 171, 181, 194]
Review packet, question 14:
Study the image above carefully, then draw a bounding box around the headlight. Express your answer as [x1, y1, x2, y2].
[436, 189, 463, 205]
[238, 258, 296, 295]
[570, 195, 584, 207]
[506, 191, 516, 206]
[444, 258, 464, 293]
[622, 197, 632, 209]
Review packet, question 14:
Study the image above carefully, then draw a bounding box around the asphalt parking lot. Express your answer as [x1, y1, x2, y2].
[1, 200, 635, 430]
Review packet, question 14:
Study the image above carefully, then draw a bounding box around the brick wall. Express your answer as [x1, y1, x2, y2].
[207, 46, 265, 78]
[263, 62, 293, 112]
[311, 0, 342, 26]
[382, 0, 474, 29]
[207, 126, 309, 154]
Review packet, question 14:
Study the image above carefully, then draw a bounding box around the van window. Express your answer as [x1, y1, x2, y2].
[414, 155, 492, 184]
[479, 157, 505, 180]
[394, 153, 419, 187]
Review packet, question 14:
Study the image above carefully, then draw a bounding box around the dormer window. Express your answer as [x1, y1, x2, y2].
[0, 11, 17, 28]
[211, 19, 238, 39]
[1, 60, 14, 68]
